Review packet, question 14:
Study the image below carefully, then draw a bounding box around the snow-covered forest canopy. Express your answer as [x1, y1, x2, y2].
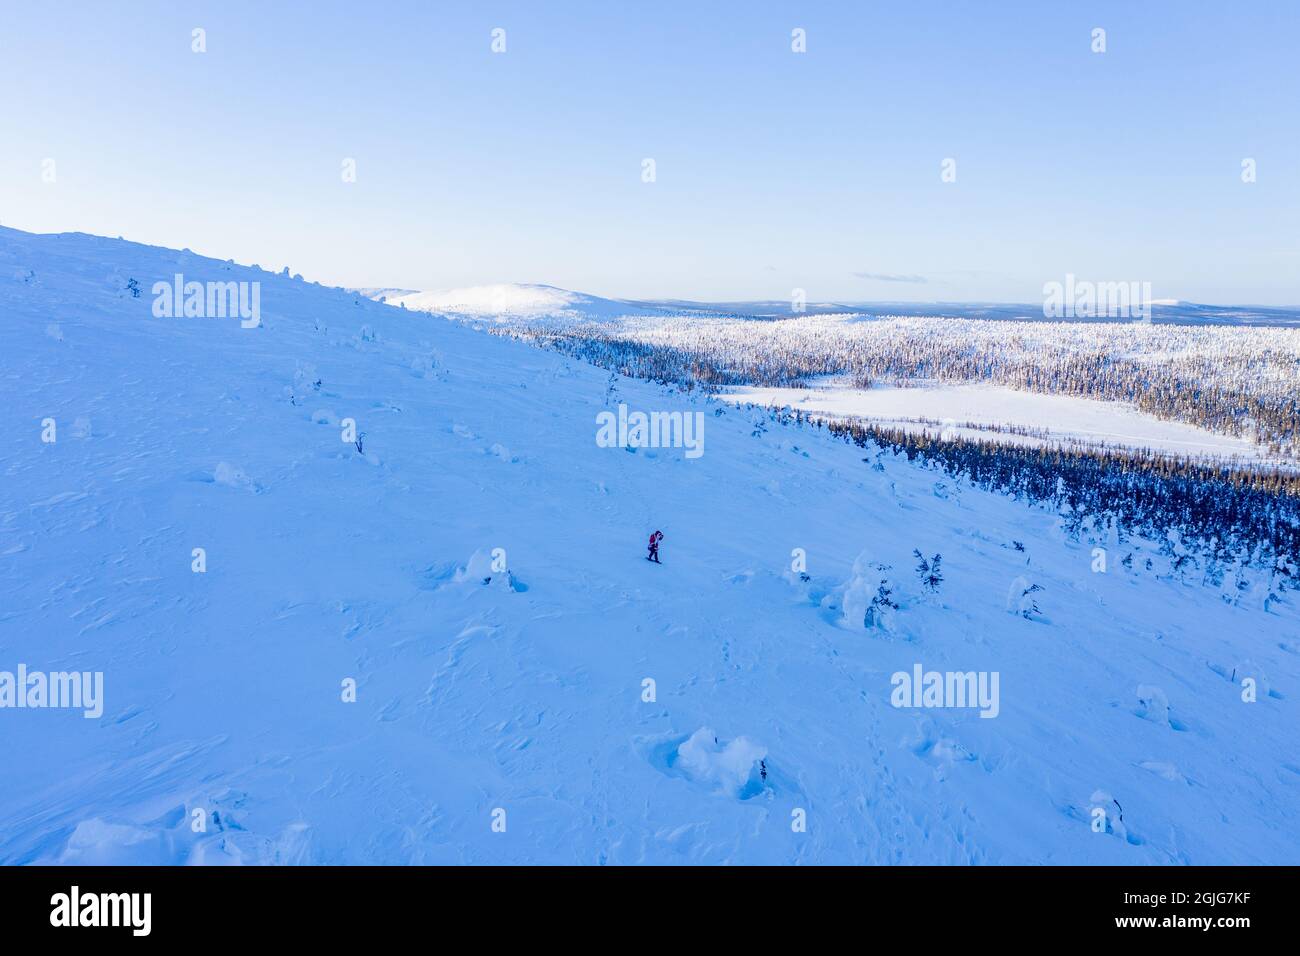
[509, 314, 1300, 459]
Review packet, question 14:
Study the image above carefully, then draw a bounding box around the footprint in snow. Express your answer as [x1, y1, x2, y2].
[1137, 760, 1188, 784]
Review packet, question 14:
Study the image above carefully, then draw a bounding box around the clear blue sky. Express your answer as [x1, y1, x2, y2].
[2, 1, 1297, 303]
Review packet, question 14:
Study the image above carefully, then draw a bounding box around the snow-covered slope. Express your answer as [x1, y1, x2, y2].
[374, 282, 664, 324]
[2, 226, 1297, 865]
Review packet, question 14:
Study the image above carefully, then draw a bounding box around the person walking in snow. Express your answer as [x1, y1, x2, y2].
[647, 530, 663, 564]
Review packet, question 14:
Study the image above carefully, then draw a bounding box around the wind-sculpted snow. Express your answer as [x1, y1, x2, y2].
[2, 227, 1298, 865]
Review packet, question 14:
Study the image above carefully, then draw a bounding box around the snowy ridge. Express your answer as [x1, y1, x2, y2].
[2, 226, 1298, 865]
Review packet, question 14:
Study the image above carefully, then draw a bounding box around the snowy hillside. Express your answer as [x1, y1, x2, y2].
[2, 226, 1298, 865]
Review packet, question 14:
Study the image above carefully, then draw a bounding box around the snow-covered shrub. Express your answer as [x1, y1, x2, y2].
[293, 362, 319, 391]
[410, 349, 446, 380]
[1160, 530, 1196, 580]
[865, 580, 899, 628]
[1228, 660, 1270, 701]
[452, 548, 521, 591]
[213, 462, 259, 492]
[1088, 789, 1128, 841]
[838, 552, 898, 632]
[286, 362, 321, 406]
[674, 727, 766, 798]
[1135, 684, 1170, 725]
[1007, 575, 1043, 620]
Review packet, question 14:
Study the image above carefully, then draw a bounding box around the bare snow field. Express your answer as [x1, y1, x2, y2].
[723, 379, 1284, 464]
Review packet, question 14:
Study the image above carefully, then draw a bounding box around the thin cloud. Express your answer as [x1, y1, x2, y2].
[853, 271, 928, 284]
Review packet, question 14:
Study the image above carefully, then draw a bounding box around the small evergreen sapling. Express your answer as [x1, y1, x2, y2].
[1020, 583, 1043, 619]
[865, 579, 899, 628]
[914, 550, 943, 593]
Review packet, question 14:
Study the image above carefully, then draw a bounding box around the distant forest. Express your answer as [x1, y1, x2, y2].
[509, 314, 1300, 460]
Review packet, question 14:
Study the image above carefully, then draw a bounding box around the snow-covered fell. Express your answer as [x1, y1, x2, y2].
[372, 282, 664, 324]
[2, 226, 1298, 865]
